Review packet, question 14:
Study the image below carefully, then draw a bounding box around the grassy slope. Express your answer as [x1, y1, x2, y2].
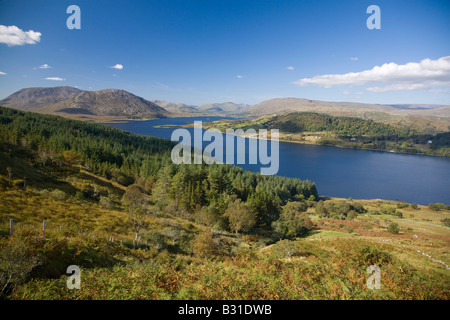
[1, 161, 449, 299]
[1, 111, 448, 300]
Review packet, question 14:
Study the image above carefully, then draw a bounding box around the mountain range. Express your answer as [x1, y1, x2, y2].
[0, 87, 449, 132]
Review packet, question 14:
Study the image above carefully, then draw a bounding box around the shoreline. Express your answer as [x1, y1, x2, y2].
[163, 120, 449, 159]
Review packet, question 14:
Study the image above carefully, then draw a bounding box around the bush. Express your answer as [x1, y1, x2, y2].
[142, 230, 167, 251]
[272, 240, 299, 259]
[387, 223, 400, 234]
[190, 232, 216, 258]
[74, 191, 84, 201]
[347, 211, 358, 220]
[410, 203, 419, 210]
[428, 203, 444, 211]
[441, 218, 450, 227]
[50, 189, 67, 201]
[0, 234, 41, 298]
[397, 202, 409, 209]
[272, 208, 313, 239]
[352, 202, 366, 213]
[394, 211, 403, 218]
[99, 196, 115, 209]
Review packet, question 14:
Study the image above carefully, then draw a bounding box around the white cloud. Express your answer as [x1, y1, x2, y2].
[367, 83, 429, 93]
[350, 57, 358, 61]
[237, 75, 244, 79]
[0, 71, 6, 75]
[286, 66, 295, 70]
[0, 25, 41, 46]
[110, 64, 123, 70]
[294, 56, 450, 92]
[39, 64, 51, 69]
[45, 77, 65, 81]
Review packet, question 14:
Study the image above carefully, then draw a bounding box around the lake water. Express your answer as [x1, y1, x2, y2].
[103, 117, 450, 205]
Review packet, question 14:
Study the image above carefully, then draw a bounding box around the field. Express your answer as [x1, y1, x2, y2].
[1, 168, 449, 299]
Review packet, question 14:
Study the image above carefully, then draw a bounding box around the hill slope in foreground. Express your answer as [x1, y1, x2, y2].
[0, 87, 170, 121]
[0, 107, 449, 300]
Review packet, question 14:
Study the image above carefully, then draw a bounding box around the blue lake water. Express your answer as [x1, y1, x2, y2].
[103, 117, 450, 205]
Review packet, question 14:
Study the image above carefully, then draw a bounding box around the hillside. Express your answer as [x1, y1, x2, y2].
[202, 112, 450, 157]
[0, 87, 170, 120]
[243, 98, 450, 133]
[0, 106, 449, 300]
[0, 87, 82, 111]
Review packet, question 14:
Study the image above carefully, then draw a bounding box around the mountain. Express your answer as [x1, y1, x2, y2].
[197, 102, 249, 113]
[0, 87, 169, 119]
[151, 100, 250, 114]
[245, 98, 398, 116]
[245, 97, 450, 119]
[151, 100, 199, 114]
[410, 105, 450, 118]
[0, 86, 82, 111]
[387, 104, 449, 110]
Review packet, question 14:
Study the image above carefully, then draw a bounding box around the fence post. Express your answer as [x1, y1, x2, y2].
[10, 219, 13, 236]
[43, 220, 46, 232]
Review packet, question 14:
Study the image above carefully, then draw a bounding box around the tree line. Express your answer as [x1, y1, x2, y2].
[0, 106, 318, 236]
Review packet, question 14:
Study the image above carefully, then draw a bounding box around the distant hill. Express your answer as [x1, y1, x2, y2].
[151, 100, 199, 114]
[386, 104, 449, 110]
[198, 102, 249, 113]
[0, 87, 169, 119]
[151, 100, 249, 114]
[245, 98, 398, 117]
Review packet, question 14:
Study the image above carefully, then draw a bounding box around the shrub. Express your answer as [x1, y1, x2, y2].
[394, 211, 403, 218]
[99, 196, 115, 209]
[410, 203, 419, 210]
[272, 240, 299, 259]
[387, 223, 400, 234]
[352, 202, 366, 213]
[272, 208, 313, 239]
[0, 234, 41, 298]
[50, 189, 67, 201]
[396, 202, 409, 209]
[428, 203, 444, 211]
[441, 218, 450, 227]
[74, 191, 84, 201]
[190, 232, 216, 258]
[347, 211, 358, 220]
[142, 230, 167, 251]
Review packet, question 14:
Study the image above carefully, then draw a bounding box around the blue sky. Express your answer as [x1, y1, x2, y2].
[0, 0, 449, 105]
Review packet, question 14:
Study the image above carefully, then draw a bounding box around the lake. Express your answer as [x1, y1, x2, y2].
[103, 116, 450, 205]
